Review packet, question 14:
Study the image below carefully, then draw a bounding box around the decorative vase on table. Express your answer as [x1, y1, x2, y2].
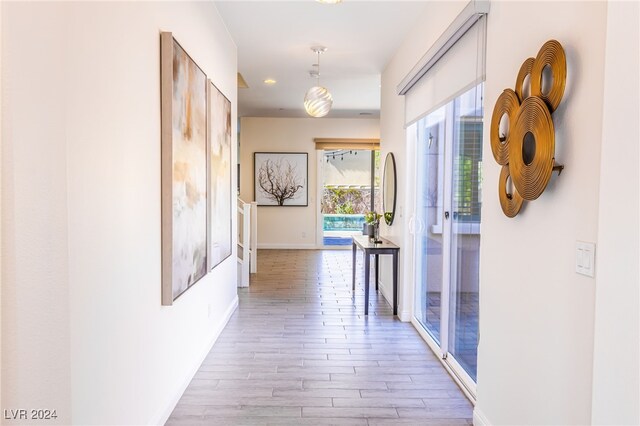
[373, 222, 381, 243]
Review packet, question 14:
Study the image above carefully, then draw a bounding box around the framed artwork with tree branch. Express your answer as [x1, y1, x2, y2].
[254, 152, 308, 206]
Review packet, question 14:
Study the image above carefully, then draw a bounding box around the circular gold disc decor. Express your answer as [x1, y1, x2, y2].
[490, 89, 520, 166]
[509, 96, 555, 200]
[490, 40, 566, 217]
[515, 57, 535, 102]
[531, 40, 566, 113]
[499, 165, 524, 217]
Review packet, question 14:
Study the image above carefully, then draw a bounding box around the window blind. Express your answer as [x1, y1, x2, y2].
[400, 3, 488, 127]
[314, 138, 380, 151]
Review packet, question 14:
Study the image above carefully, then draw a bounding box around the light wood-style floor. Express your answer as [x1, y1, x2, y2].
[167, 249, 473, 426]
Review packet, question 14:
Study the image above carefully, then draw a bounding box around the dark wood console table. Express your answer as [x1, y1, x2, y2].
[351, 235, 399, 316]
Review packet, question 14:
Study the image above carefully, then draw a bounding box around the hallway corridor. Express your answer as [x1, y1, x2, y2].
[167, 250, 473, 425]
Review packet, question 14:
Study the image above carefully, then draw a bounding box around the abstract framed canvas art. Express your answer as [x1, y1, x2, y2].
[254, 152, 308, 206]
[161, 32, 208, 305]
[207, 80, 232, 271]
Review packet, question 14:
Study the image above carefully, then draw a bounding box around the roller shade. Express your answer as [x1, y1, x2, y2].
[314, 138, 380, 151]
[401, 3, 488, 126]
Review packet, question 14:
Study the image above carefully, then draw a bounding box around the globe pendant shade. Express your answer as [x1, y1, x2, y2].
[304, 86, 333, 118]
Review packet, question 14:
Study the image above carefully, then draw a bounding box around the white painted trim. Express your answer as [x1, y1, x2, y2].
[447, 351, 477, 397]
[473, 407, 492, 426]
[249, 201, 258, 273]
[257, 243, 317, 250]
[317, 244, 351, 251]
[411, 317, 444, 358]
[315, 150, 324, 248]
[440, 101, 455, 356]
[399, 310, 412, 322]
[151, 295, 239, 426]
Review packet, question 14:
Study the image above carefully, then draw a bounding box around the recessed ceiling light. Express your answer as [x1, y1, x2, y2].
[316, 0, 342, 4]
[263, 79, 277, 85]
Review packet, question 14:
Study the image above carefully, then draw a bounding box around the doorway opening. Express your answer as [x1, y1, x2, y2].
[320, 149, 380, 246]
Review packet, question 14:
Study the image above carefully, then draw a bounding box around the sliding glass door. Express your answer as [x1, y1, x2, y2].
[414, 105, 447, 345]
[411, 83, 483, 390]
[448, 85, 483, 382]
[320, 150, 380, 246]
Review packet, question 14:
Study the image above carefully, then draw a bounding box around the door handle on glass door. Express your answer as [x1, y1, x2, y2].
[444, 211, 450, 220]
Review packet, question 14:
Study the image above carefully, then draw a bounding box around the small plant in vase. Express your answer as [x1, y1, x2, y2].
[364, 211, 383, 243]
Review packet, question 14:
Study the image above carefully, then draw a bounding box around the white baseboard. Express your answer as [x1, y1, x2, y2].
[317, 245, 351, 250]
[377, 280, 392, 307]
[473, 407, 491, 426]
[378, 281, 406, 320]
[399, 310, 411, 322]
[257, 243, 317, 249]
[378, 281, 409, 321]
[151, 295, 239, 425]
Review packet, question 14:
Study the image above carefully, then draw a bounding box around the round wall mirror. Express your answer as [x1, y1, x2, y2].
[382, 152, 397, 226]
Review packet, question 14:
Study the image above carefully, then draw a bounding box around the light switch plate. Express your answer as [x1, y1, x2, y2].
[576, 241, 596, 277]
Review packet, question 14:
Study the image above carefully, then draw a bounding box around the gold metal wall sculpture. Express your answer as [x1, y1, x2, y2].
[490, 40, 566, 217]
[515, 58, 535, 101]
[498, 165, 523, 218]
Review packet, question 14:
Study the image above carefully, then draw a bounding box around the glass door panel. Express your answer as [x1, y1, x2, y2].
[414, 106, 446, 343]
[411, 83, 484, 389]
[321, 150, 375, 246]
[448, 85, 483, 381]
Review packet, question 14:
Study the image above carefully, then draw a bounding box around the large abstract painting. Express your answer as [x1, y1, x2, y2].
[254, 152, 308, 206]
[161, 33, 208, 305]
[207, 81, 232, 270]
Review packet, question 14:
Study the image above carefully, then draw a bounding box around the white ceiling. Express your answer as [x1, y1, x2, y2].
[215, 1, 430, 118]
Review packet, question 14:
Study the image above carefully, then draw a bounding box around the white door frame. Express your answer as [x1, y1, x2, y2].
[315, 149, 325, 249]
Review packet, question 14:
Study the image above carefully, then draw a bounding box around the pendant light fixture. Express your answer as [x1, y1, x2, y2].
[304, 46, 333, 118]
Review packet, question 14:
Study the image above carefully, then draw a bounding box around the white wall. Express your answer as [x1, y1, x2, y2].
[476, 2, 608, 424]
[239, 117, 379, 249]
[2, 2, 238, 425]
[379, 1, 466, 321]
[2, 3, 72, 422]
[381, 1, 638, 424]
[0, 0, 3, 411]
[591, 1, 640, 424]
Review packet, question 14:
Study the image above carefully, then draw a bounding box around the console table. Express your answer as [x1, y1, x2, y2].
[351, 235, 399, 316]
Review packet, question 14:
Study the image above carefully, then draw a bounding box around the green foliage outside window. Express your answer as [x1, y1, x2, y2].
[321, 186, 381, 215]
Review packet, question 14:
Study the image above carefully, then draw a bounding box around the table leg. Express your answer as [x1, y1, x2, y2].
[393, 251, 398, 316]
[364, 253, 370, 316]
[352, 242, 356, 292]
[375, 254, 379, 292]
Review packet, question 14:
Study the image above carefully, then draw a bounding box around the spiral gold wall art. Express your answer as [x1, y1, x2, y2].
[490, 40, 566, 217]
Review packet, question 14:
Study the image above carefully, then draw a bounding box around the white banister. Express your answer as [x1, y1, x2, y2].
[237, 198, 251, 287]
[250, 201, 258, 274]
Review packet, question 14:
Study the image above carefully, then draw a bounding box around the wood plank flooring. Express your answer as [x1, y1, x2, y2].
[167, 249, 473, 426]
